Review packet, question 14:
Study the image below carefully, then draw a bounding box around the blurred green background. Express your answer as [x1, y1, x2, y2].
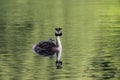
[0, 0, 120, 80]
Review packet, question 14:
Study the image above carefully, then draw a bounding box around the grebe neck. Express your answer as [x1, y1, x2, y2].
[56, 36, 62, 48]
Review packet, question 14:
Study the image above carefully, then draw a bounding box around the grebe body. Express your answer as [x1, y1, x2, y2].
[32, 28, 62, 69]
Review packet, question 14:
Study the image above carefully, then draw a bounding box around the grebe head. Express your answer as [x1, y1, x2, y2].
[55, 28, 62, 36]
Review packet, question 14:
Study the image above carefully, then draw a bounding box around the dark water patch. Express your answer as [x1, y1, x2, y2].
[90, 56, 117, 80]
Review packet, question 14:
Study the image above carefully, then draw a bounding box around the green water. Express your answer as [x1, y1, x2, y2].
[0, 0, 120, 80]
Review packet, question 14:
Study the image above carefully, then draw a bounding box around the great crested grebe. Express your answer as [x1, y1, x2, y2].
[32, 28, 62, 69]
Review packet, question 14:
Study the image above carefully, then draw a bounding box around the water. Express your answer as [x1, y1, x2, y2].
[0, 0, 120, 80]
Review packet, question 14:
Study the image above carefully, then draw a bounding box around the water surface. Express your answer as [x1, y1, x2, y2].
[0, 0, 120, 80]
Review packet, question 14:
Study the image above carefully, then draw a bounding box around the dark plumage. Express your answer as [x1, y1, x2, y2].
[34, 40, 56, 56]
